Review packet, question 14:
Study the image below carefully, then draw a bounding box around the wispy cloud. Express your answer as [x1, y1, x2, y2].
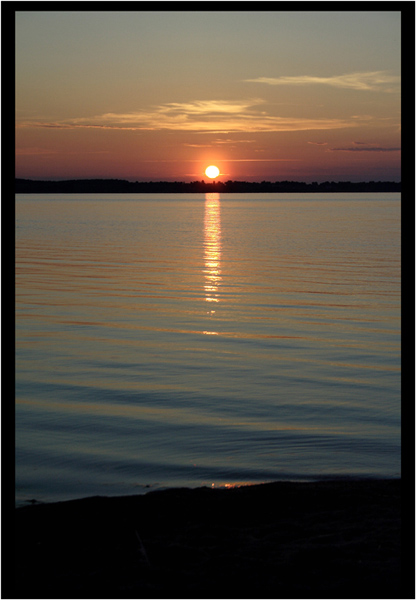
[183, 143, 213, 148]
[15, 147, 56, 156]
[16, 147, 110, 156]
[213, 138, 257, 145]
[17, 122, 143, 131]
[143, 158, 300, 163]
[16, 99, 374, 134]
[218, 158, 300, 162]
[307, 141, 328, 146]
[330, 146, 401, 152]
[183, 139, 255, 148]
[244, 71, 400, 93]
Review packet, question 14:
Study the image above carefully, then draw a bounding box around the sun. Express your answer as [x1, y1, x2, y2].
[205, 165, 220, 179]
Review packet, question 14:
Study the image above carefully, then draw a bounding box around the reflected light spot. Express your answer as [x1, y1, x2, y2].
[204, 193, 221, 304]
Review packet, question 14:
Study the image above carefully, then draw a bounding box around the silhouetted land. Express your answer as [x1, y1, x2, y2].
[13, 479, 405, 594]
[15, 178, 401, 194]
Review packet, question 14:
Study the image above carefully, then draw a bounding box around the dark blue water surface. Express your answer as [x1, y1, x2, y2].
[15, 193, 401, 505]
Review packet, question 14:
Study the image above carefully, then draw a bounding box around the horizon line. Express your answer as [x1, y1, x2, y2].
[15, 177, 402, 183]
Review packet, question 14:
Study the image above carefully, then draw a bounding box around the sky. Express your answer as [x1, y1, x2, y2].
[15, 9, 401, 182]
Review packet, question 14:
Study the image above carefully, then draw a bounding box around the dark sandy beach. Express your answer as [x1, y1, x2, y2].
[14, 479, 405, 596]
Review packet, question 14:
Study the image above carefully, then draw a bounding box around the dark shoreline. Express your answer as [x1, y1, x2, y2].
[15, 178, 401, 194]
[14, 478, 404, 595]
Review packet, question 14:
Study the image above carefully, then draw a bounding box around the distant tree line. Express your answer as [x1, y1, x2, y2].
[15, 178, 401, 194]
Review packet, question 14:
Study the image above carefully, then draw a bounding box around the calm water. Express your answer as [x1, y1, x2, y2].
[15, 193, 401, 505]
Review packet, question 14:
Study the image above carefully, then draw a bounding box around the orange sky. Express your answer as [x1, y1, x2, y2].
[15, 10, 401, 182]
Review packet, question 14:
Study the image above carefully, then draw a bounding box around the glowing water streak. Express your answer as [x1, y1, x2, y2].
[203, 193, 221, 306]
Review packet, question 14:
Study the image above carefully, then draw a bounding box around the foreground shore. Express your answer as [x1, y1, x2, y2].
[14, 479, 403, 595]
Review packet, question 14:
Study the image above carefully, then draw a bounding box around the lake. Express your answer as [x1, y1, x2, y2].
[15, 193, 401, 505]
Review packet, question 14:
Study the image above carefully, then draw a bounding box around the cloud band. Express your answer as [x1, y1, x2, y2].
[244, 71, 400, 93]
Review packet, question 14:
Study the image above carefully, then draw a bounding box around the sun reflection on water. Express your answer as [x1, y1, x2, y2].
[203, 193, 221, 308]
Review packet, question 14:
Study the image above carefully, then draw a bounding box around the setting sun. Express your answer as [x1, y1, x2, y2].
[205, 165, 220, 179]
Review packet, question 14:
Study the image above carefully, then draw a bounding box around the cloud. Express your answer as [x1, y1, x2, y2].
[219, 158, 300, 162]
[143, 158, 300, 163]
[17, 98, 372, 135]
[16, 122, 143, 132]
[330, 146, 401, 152]
[15, 147, 56, 156]
[244, 71, 400, 93]
[158, 100, 261, 115]
[183, 143, 213, 148]
[184, 138, 256, 146]
[183, 138, 256, 149]
[213, 138, 256, 144]
[307, 141, 328, 146]
[16, 146, 111, 156]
